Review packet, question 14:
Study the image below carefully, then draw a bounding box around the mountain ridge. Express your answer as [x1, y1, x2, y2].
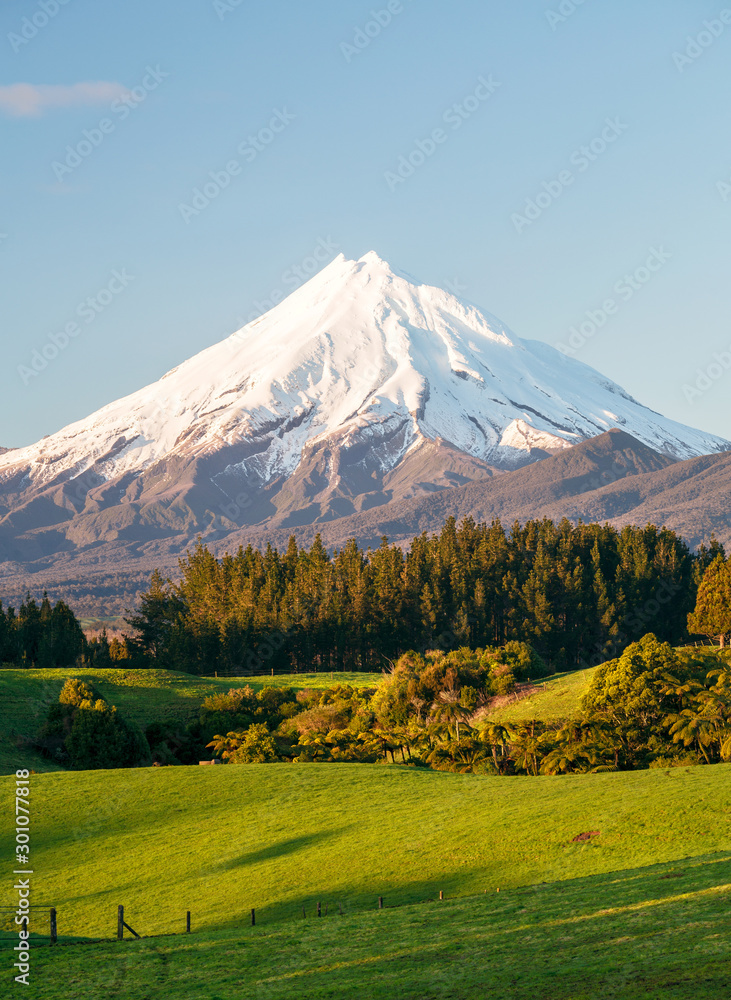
[1, 253, 729, 612]
[1, 429, 729, 619]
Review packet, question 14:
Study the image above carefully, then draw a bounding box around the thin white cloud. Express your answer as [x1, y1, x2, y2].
[0, 82, 129, 118]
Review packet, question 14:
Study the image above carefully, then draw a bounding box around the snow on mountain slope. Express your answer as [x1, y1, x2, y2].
[1, 251, 728, 507]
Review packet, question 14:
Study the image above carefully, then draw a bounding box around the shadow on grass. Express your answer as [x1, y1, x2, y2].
[208, 848, 731, 933]
[212, 829, 350, 870]
[29, 852, 731, 1000]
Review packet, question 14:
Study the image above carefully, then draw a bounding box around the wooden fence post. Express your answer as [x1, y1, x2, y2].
[186, 911, 191, 933]
[117, 905, 124, 940]
[378, 896, 383, 909]
[251, 908, 256, 926]
[317, 901, 321, 917]
[50, 908, 57, 945]
[439, 891, 444, 900]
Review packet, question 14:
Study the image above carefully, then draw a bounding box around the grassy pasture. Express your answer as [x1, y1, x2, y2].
[2, 762, 729, 999]
[26, 851, 731, 999]
[2, 761, 730, 942]
[4, 657, 731, 997]
[0, 667, 382, 774]
[486, 666, 598, 723]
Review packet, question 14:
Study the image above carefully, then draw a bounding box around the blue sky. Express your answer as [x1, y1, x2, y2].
[2, 0, 730, 446]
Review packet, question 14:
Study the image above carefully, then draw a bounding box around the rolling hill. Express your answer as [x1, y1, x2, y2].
[0, 666, 382, 775]
[27, 853, 731, 1000]
[6, 762, 731, 939]
[220, 427, 731, 554]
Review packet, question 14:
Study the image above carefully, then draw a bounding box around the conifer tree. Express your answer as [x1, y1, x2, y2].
[687, 556, 731, 648]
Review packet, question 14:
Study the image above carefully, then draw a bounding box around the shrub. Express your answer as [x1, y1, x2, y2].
[59, 678, 96, 707]
[65, 704, 150, 770]
[37, 678, 150, 769]
[208, 723, 281, 763]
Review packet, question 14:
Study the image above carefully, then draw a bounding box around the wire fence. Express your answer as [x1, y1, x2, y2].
[0, 890, 470, 947]
[0, 906, 56, 944]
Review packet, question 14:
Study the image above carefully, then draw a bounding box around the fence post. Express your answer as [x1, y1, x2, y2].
[317, 901, 321, 917]
[439, 891, 444, 901]
[378, 896, 383, 909]
[50, 908, 57, 945]
[251, 908, 256, 926]
[117, 905, 124, 940]
[186, 911, 191, 933]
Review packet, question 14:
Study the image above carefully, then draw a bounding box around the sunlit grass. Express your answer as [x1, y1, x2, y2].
[26, 852, 731, 999]
[0, 666, 381, 774]
[3, 761, 730, 942]
[486, 666, 598, 723]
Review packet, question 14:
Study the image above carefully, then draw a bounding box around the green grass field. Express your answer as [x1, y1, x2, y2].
[3, 761, 730, 939]
[26, 852, 731, 999]
[486, 666, 598, 723]
[0, 667, 382, 774]
[4, 661, 731, 997]
[3, 762, 730, 998]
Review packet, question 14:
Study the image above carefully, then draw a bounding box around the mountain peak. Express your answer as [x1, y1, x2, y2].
[355, 249, 416, 282]
[0, 253, 728, 553]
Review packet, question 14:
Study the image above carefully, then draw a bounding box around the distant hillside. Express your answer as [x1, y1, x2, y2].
[225, 428, 731, 555]
[0, 667, 382, 775]
[1, 429, 729, 616]
[484, 667, 599, 724]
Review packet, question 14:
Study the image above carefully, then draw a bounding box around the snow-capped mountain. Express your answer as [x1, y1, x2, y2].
[0, 251, 728, 553]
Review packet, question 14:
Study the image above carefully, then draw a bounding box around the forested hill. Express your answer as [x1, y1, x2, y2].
[127, 516, 724, 675]
[2, 430, 730, 620]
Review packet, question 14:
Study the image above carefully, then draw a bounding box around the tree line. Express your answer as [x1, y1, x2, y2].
[25, 631, 731, 774]
[0, 594, 86, 668]
[126, 517, 725, 675]
[0, 593, 132, 669]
